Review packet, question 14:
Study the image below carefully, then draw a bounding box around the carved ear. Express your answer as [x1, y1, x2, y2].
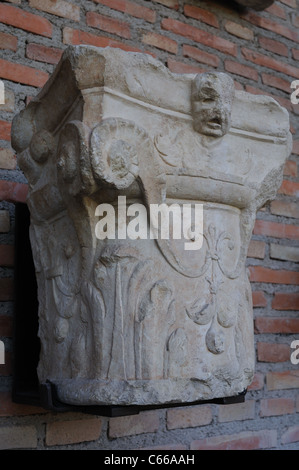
[56, 121, 92, 197]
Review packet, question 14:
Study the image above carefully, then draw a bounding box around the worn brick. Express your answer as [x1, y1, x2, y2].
[284, 160, 297, 177]
[0, 149, 16, 170]
[0, 245, 14, 267]
[191, 430, 277, 450]
[257, 342, 290, 363]
[0, 316, 13, 337]
[0, 278, 14, 301]
[0, 392, 46, 416]
[260, 398, 295, 417]
[293, 141, 299, 155]
[0, 31, 17, 52]
[270, 200, 299, 219]
[272, 292, 299, 311]
[278, 180, 299, 197]
[259, 36, 288, 57]
[184, 5, 219, 28]
[262, 73, 290, 93]
[167, 58, 205, 74]
[265, 3, 287, 19]
[161, 18, 237, 57]
[109, 410, 159, 438]
[0, 4, 52, 37]
[153, 0, 179, 9]
[0, 58, 49, 88]
[0, 211, 10, 233]
[29, 0, 80, 21]
[247, 240, 266, 259]
[225, 20, 254, 40]
[0, 425, 37, 449]
[255, 317, 299, 334]
[183, 44, 220, 67]
[92, 0, 156, 23]
[242, 12, 299, 42]
[253, 219, 299, 240]
[252, 291, 267, 307]
[63, 27, 142, 53]
[270, 244, 299, 263]
[26, 43, 63, 65]
[46, 418, 102, 446]
[267, 370, 299, 390]
[218, 400, 255, 422]
[0, 89, 15, 113]
[281, 426, 299, 445]
[293, 48, 299, 60]
[242, 48, 299, 79]
[166, 405, 212, 430]
[280, 0, 297, 7]
[0, 120, 11, 141]
[142, 32, 177, 54]
[248, 372, 264, 391]
[249, 266, 299, 285]
[86, 11, 131, 39]
[0, 180, 28, 204]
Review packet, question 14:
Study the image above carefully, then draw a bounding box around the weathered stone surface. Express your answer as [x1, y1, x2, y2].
[11, 46, 291, 406]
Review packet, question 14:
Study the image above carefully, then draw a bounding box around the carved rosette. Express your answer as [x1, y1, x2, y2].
[11, 46, 291, 407]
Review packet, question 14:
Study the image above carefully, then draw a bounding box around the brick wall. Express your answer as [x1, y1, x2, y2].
[0, 0, 298, 450]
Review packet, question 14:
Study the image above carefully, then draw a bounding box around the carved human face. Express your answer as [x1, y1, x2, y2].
[191, 72, 235, 138]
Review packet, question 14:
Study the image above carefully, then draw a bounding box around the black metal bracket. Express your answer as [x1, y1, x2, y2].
[12, 202, 247, 417]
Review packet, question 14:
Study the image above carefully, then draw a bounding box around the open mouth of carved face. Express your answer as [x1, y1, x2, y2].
[207, 117, 222, 130]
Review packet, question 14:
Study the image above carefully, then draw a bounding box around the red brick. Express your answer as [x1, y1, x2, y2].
[242, 48, 299, 79]
[252, 291, 267, 307]
[153, 0, 179, 9]
[26, 43, 63, 65]
[249, 266, 299, 285]
[262, 73, 290, 93]
[0, 316, 13, 337]
[0, 121, 11, 141]
[293, 140, 299, 155]
[0, 59, 49, 88]
[166, 405, 212, 430]
[161, 18, 237, 57]
[0, 180, 28, 204]
[293, 48, 299, 60]
[255, 317, 299, 334]
[92, 0, 156, 23]
[63, 27, 142, 53]
[0, 245, 14, 267]
[109, 410, 159, 438]
[184, 5, 219, 28]
[191, 430, 277, 450]
[0, 32, 17, 52]
[86, 11, 131, 39]
[167, 58, 206, 74]
[142, 32, 177, 54]
[257, 342, 290, 362]
[272, 293, 299, 311]
[248, 372, 264, 391]
[242, 11, 299, 42]
[0, 278, 13, 301]
[265, 3, 287, 19]
[183, 44, 220, 67]
[253, 219, 299, 241]
[224, 20, 254, 40]
[247, 240, 266, 259]
[270, 200, 299, 219]
[225, 60, 257, 81]
[278, 180, 299, 197]
[284, 160, 297, 177]
[267, 370, 299, 390]
[0, 392, 46, 416]
[46, 418, 102, 446]
[260, 398, 295, 417]
[281, 426, 299, 445]
[29, 0, 80, 22]
[0, 4, 52, 38]
[218, 400, 255, 422]
[259, 36, 288, 57]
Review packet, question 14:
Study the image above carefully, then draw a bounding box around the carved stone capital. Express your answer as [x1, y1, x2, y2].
[12, 46, 291, 406]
